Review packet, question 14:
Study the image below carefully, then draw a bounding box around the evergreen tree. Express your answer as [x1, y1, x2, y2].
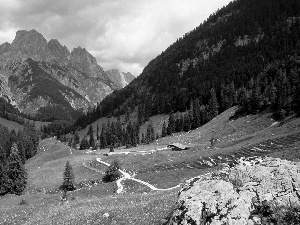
[293, 83, 300, 116]
[7, 143, 27, 195]
[146, 123, 155, 143]
[73, 131, 80, 145]
[250, 81, 261, 113]
[141, 133, 145, 143]
[79, 137, 89, 150]
[0, 160, 10, 196]
[167, 113, 175, 135]
[161, 121, 167, 137]
[96, 124, 100, 140]
[193, 98, 201, 128]
[100, 125, 108, 149]
[208, 88, 219, 120]
[88, 125, 95, 148]
[61, 161, 75, 192]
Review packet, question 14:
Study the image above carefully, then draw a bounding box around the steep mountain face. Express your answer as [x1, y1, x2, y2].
[105, 69, 135, 88]
[76, 0, 300, 127]
[0, 29, 120, 121]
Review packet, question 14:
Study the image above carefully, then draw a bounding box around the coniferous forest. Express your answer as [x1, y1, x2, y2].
[0, 122, 39, 196]
[70, 0, 300, 139]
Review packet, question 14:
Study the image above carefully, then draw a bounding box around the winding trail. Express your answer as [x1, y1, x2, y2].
[95, 158, 181, 194]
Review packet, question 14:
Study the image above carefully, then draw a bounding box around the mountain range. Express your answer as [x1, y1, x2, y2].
[0, 30, 135, 121]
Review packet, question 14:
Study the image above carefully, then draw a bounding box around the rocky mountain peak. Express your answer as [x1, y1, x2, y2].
[69, 46, 105, 78]
[7, 29, 54, 61]
[47, 39, 70, 63]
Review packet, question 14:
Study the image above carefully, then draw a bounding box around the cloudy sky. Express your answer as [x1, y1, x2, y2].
[0, 0, 231, 76]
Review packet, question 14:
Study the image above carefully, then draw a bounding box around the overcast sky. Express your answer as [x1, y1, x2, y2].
[0, 0, 232, 76]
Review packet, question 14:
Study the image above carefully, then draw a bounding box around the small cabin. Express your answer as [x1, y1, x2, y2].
[167, 143, 189, 151]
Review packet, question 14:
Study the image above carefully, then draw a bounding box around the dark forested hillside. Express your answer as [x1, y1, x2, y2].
[74, 0, 300, 130]
[0, 122, 39, 195]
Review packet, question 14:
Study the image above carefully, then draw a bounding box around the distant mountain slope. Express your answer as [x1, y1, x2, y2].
[74, 0, 300, 128]
[0, 30, 123, 121]
[105, 69, 135, 89]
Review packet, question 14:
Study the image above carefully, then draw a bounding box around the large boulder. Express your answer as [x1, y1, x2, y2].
[168, 157, 300, 225]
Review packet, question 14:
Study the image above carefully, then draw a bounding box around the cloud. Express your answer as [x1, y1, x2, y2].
[0, 0, 232, 76]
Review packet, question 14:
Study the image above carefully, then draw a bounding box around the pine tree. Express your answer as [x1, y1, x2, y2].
[208, 88, 219, 120]
[161, 121, 167, 137]
[141, 133, 145, 143]
[73, 131, 80, 145]
[79, 137, 89, 150]
[0, 160, 10, 196]
[293, 83, 300, 116]
[250, 81, 261, 113]
[61, 161, 75, 192]
[88, 125, 95, 148]
[167, 113, 175, 135]
[193, 98, 201, 128]
[96, 124, 100, 140]
[146, 123, 155, 143]
[7, 143, 27, 195]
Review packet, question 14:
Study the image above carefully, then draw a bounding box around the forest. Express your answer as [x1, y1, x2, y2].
[70, 0, 300, 135]
[0, 122, 40, 196]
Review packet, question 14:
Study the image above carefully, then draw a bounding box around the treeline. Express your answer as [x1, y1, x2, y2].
[71, 0, 300, 131]
[0, 122, 40, 196]
[68, 119, 141, 150]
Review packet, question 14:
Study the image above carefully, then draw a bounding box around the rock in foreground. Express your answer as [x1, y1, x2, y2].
[168, 157, 300, 225]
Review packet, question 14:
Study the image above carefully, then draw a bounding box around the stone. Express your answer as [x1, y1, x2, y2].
[168, 157, 300, 225]
[102, 212, 110, 218]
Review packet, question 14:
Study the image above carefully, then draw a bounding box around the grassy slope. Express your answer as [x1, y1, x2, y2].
[0, 116, 50, 131]
[1, 107, 300, 224]
[0, 117, 24, 131]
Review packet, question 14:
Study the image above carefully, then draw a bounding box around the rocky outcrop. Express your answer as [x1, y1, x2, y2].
[47, 39, 70, 63]
[3, 30, 54, 62]
[105, 69, 135, 88]
[168, 157, 300, 225]
[0, 42, 11, 55]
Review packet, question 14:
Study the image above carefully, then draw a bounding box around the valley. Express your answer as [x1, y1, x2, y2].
[0, 0, 300, 224]
[1, 107, 300, 224]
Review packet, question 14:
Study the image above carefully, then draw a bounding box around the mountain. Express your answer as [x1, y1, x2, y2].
[105, 69, 135, 89]
[74, 0, 300, 129]
[0, 30, 120, 121]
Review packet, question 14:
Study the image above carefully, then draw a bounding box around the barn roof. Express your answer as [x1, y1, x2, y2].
[167, 143, 189, 150]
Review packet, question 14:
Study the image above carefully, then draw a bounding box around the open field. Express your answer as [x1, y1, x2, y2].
[1, 107, 300, 224]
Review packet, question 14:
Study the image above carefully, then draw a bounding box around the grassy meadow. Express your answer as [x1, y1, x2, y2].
[1, 107, 300, 224]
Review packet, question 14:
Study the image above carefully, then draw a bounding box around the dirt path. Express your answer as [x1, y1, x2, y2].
[95, 158, 180, 194]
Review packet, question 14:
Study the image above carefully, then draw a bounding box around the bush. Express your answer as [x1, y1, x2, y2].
[102, 159, 122, 182]
[272, 204, 300, 225]
[250, 198, 300, 225]
[273, 109, 286, 120]
[19, 199, 28, 205]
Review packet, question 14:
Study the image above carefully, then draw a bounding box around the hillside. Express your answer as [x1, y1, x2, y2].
[74, 0, 300, 130]
[1, 106, 300, 224]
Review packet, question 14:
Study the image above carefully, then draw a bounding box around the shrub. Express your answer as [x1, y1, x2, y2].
[19, 199, 28, 205]
[103, 159, 122, 182]
[250, 198, 300, 225]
